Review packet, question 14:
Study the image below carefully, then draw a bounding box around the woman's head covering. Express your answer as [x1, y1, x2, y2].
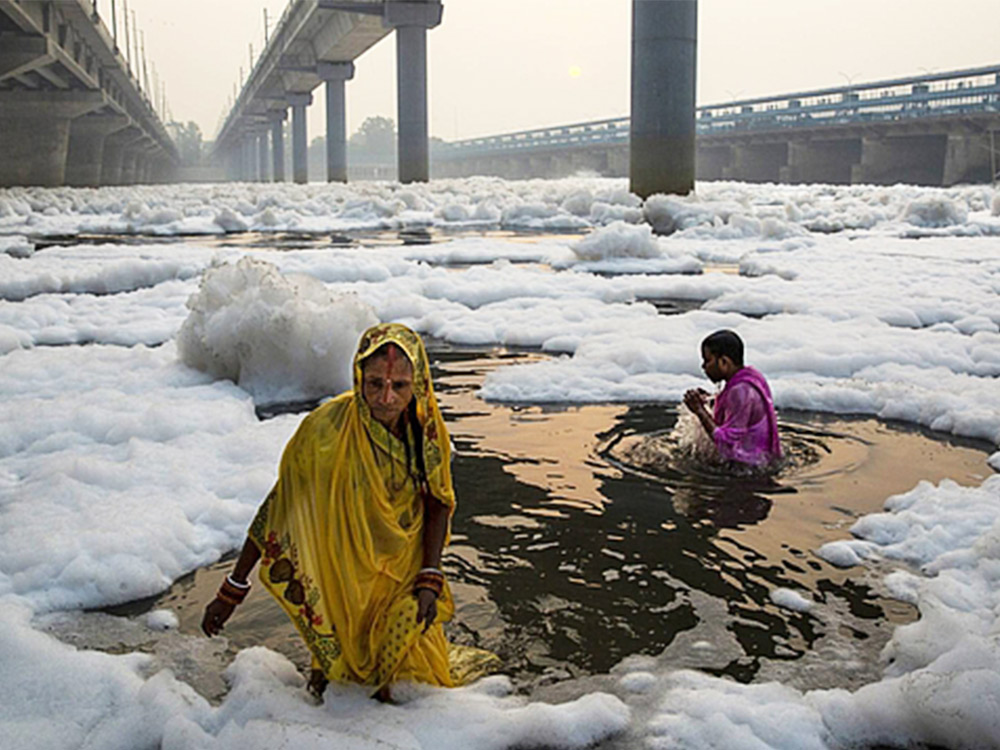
[352, 323, 449, 495]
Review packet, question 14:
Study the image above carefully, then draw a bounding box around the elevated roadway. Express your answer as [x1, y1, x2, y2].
[0, 0, 178, 187]
[435, 65, 1000, 187]
[213, 0, 442, 184]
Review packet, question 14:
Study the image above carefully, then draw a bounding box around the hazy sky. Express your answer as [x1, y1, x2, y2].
[118, 0, 1000, 143]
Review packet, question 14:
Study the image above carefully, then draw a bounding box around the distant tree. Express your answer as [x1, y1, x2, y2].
[349, 116, 396, 158]
[169, 121, 203, 166]
[308, 135, 326, 181]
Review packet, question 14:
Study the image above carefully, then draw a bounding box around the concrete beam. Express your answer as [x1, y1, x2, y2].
[0, 36, 53, 82]
[65, 113, 130, 187]
[630, 0, 697, 198]
[319, 62, 355, 183]
[0, 90, 107, 187]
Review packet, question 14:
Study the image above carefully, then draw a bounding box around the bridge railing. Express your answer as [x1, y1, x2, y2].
[438, 64, 1000, 159]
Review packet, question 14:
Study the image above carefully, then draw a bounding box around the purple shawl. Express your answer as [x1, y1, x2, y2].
[712, 366, 781, 466]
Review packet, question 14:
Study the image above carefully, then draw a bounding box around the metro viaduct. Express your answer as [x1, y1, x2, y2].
[434, 65, 1000, 187]
[213, 0, 441, 185]
[0, 0, 178, 188]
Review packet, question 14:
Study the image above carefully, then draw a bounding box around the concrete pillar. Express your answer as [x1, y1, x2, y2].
[318, 62, 355, 183]
[65, 114, 131, 187]
[120, 148, 140, 185]
[607, 146, 630, 177]
[101, 127, 142, 185]
[943, 132, 992, 186]
[269, 111, 286, 182]
[696, 145, 733, 181]
[243, 135, 257, 181]
[257, 131, 269, 182]
[0, 91, 106, 187]
[385, 2, 443, 183]
[851, 135, 948, 186]
[630, 0, 697, 198]
[722, 143, 788, 183]
[779, 139, 861, 185]
[288, 93, 313, 184]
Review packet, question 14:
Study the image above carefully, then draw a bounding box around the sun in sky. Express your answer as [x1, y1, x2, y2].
[568, 65, 583, 78]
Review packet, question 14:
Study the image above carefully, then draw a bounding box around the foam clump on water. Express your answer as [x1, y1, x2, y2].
[902, 195, 969, 227]
[570, 220, 661, 260]
[0, 235, 33, 258]
[770, 588, 813, 612]
[177, 257, 378, 404]
[146, 609, 179, 631]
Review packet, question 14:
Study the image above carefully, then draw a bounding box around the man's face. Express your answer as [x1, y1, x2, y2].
[701, 345, 726, 383]
[362, 347, 414, 429]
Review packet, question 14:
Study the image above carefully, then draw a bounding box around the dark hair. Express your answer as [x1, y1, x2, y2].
[702, 329, 744, 367]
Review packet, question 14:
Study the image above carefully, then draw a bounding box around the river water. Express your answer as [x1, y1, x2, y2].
[138, 339, 992, 695]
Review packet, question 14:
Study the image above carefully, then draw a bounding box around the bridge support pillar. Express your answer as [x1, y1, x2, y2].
[120, 148, 140, 185]
[101, 127, 143, 185]
[943, 132, 993, 186]
[851, 135, 947, 186]
[288, 93, 313, 184]
[65, 114, 130, 187]
[258, 131, 269, 182]
[319, 62, 355, 183]
[607, 146, 629, 177]
[779, 138, 861, 184]
[385, 2, 443, 183]
[0, 91, 105, 187]
[269, 111, 287, 182]
[723, 143, 787, 183]
[629, 0, 697, 198]
[243, 135, 257, 181]
[696, 145, 732, 181]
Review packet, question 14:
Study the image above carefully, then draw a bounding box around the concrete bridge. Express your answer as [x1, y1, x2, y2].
[434, 65, 1000, 187]
[213, 0, 441, 185]
[0, 0, 178, 187]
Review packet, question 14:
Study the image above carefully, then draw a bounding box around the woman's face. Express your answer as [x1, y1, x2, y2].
[362, 346, 414, 429]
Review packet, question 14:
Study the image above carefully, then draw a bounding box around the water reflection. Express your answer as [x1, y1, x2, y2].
[147, 342, 993, 692]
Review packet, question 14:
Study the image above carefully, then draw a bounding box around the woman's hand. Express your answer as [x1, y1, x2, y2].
[415, 589, 438, 633]
[201, 597, 236, 636]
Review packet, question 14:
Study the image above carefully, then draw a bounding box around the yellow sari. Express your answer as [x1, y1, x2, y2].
[249, 323, 491, 690]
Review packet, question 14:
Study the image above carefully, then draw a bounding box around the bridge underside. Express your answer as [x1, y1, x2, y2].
[434, 119, 998, 188]
[0, 0, 178, 188]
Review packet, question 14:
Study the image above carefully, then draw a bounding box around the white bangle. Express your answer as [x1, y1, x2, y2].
[226, 574, 251, 589]
[418, 567, 443, 576]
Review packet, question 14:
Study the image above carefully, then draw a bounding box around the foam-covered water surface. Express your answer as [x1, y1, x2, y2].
[3, 177, 1000, 750]
[135, 344, 992, 697]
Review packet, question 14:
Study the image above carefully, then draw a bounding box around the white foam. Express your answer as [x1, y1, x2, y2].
[176, 258, 378, 404]
[770, 588, 814, 612]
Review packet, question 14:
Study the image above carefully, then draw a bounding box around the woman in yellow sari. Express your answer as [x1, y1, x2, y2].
[202, 323, 491, 698]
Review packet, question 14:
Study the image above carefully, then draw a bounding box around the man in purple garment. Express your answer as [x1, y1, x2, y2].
[683, 330, 782, 468]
